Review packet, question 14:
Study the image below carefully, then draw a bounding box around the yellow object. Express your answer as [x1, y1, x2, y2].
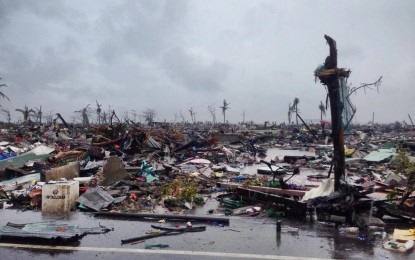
[214, 172, 223, 178]
[393, 228, 415, 241]
[315, 69, 337, 76]
[344, 148, 355, 156]
[189, 172, 200, 178]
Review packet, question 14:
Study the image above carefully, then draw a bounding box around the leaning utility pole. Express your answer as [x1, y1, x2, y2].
[315, 35, 350, 191]
[408, 114, 414, 129]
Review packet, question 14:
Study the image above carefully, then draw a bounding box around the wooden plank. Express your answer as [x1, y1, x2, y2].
[94, 212, 229, 224]
[217, 182, 306, 197]
[235, 187, 307, 212]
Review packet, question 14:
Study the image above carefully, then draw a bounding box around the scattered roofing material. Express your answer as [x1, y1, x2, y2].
[0, 173, 41, 191]
[363, 149, 396, 162]
[0, 221, 111, 241]
[77, 186, 115, 211]
[0, 145, 54, 169]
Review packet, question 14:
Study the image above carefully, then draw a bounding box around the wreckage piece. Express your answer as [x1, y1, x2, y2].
[0, 173, 40, 191]
[393, 228, 415, 241]
[94, 212, 229, 224]
[354, 212, 385, 229]
[363, 149, 396, 163]
[235, 187, 307, 216]
[121, 225, 206, 244]
[43, 162, 80, 182]
[49, 151, 83, 163]
[383, 239, 414, 253]
[99, 156, 130, 186]
[42, 181, 79, 213]
[55, 113, 70, 129]
[376, 201, 415, 222]
[0, 221, 111, 242]
[150, 225, 206, 232]
[77, 186, 115, 211]
[146, 136, 162, 149]
[92, 136, 123, 146]
[283, 155, 316, 164]
[296, 114, 319, 141]
[301, 179, 334, 202]
[178, 158, 212, 166]
[217, 182, 306, 197]
[0, 145, 54, 170]
[256, 165, 287, 175]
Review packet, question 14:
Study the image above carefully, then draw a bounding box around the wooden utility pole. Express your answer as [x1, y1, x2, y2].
[315, 35, 350, 191]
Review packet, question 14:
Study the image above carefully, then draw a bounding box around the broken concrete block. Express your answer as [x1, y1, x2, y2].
[99, 156, 130, 186]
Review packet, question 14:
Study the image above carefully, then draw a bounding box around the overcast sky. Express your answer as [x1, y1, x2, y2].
[0, 0, 414, 124]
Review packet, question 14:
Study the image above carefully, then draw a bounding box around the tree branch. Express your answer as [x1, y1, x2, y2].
[346, 76, 382, 98]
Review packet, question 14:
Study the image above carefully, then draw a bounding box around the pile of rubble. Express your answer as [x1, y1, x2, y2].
[0, 121, 414, 251]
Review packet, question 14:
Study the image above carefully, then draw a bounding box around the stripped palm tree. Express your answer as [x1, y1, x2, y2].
[142, 108, 157, 125]
[101, 111, 108, 124]
[318, 101, 326, 120]
[35, 105, 43, 123]
[0, 78, 10, 102]
[96, 100, 102, 125]
[74, 104, 92, 126]
[292, 97, 300, 125]
[189, 107, 196, 124]
[220, 99, 230, 124]
[208, 105, 216, 125]
[16, 105, 35, 122]
[45, 110, 54, 125]
[0, 107, 11, 123]
[288, 103, 292, 124]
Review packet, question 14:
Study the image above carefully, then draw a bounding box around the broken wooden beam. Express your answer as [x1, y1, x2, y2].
[121, 226, 206, 244]
[217, 182, 306, 197]
[235, 187, 307, 214]
[94, 212, 229, 224]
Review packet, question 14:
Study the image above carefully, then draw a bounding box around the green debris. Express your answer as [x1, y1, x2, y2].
[244, 177, 268, 187]
[161, 178, 198, 202]
[314, 64, 326, 74]
[138, 160, 154, 176]
[223, 198, 246, 215]
[145, 244, 169, 249]
[146, 174, 159, 183]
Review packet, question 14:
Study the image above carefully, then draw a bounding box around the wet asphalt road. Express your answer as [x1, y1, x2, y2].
[0, 208, 412, 260]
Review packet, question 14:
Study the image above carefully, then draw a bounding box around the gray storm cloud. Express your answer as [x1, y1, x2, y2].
[0, 0, 414, 124]
[162, 48, 229, 92]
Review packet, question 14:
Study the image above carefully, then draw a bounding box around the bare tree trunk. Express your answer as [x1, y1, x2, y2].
[295, 105, 298, 125]
[321, 35, 347, 191]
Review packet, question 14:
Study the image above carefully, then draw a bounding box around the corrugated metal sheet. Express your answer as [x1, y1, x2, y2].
[364, 150, 396, 162]
[146, 137, 162, 149]
[0, 221, 110, 241]
[77, 186, 114, 211]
